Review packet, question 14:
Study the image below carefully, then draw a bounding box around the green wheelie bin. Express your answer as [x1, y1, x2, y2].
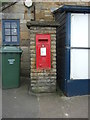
[0, 46, 22, 89]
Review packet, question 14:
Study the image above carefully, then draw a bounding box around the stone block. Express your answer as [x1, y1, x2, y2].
[21, 69, 30, 77]
[20, 31, 29, 40]
[2, 13, 24, 19]
[21, 62, 30, 70]
[20, 39, 30, 46]
[0, 39, 2, 46]
[20, 23, 29, 32]
[21, 46, 29, 53]
[3, 3, 25, 13]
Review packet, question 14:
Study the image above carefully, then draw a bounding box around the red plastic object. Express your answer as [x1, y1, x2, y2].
[36, 34, 51, 69]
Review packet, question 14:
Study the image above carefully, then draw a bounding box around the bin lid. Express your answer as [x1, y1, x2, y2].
[0, 46, 22, 53]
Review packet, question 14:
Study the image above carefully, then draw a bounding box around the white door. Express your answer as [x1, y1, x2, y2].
[70, 13, 89, 79]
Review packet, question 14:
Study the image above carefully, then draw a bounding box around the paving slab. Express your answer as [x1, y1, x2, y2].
[2, 81, 89, 118]
[37, 93, 88, 118]
[2, 82, 39, 118]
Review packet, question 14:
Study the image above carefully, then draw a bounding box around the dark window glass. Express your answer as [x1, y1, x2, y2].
[11, 22, 17, 28]
[5, 29, 10, 35]
[3, 20, 19, 45]
[5, 36, 11, 42]
[12, 36, 17, 42]
[11, 29, 17, 35]
[5, 22, 10, 28]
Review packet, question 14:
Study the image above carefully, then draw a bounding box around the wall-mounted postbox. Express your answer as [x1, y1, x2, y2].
[36, 34, 51, 69]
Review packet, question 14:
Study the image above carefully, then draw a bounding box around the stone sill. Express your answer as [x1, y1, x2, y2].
[26, 21, 60, 29]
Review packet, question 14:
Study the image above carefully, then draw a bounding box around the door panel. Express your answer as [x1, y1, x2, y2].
[70, 49, 89, 79]
[71, 13, 88, 47]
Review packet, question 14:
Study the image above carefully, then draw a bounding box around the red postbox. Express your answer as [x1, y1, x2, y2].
[36, 34, 51, 69]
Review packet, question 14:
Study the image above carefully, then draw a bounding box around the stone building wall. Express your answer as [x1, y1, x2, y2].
[28, 25, 56, 92]
[34, 2, 89, 21]
[0, 1, 89, 83]
[0, 1, 34, 80]
[27, 1, 89, 92]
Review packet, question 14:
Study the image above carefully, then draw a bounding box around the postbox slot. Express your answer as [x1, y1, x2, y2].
[38, 39, 48, 42]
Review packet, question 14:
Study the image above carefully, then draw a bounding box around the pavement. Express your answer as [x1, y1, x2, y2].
[2, 80, 89, 118]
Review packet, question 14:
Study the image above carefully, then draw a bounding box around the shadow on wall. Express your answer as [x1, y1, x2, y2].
[20, 39, 30, 83]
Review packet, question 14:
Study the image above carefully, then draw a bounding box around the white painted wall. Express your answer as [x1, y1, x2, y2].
[70, 13, 89, 79]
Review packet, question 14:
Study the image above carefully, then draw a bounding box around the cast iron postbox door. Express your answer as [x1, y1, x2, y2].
[36, 34, 51, 69]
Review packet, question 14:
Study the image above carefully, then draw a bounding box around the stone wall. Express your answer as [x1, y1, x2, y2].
[34, 2, 89, 21]
[0, 1, 89, 82]
[29, 25, 56, 92]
